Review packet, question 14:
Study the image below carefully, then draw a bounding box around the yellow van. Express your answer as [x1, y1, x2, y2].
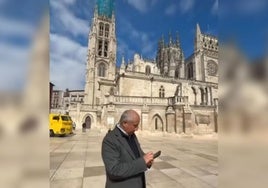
[49, 114, 73, 136]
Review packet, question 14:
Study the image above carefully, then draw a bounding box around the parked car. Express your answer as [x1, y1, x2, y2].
[49, 114, 73, 137]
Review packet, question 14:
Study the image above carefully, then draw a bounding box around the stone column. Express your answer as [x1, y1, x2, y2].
[205, 87, 209, 105]
[174, 105, 183, 133]
[166, 106, 175, 133]
[141, 105, 149, 131]
[214, 98, 218, 133]
[106, 104, 115, 130]
[96, 106, 102, 127]
[210, 87, 213, 105]
[76, 103, 81, 126]
[183, 106, 193, 134]
[206, 87, 211, 105]
[195, 87, 200, 105]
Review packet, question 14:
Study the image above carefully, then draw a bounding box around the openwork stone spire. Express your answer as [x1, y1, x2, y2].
[97, 0, 115, 18]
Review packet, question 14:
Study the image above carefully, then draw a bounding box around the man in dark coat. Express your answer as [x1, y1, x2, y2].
[101, 110, 154, 188]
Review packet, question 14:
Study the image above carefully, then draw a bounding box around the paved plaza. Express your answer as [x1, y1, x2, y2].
[50, 128, 218, 188]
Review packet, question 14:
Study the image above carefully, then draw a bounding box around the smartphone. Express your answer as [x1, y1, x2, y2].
[153, 150, 161, 159]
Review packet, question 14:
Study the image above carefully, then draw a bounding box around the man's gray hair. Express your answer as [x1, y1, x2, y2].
[119, 110, 135, 124]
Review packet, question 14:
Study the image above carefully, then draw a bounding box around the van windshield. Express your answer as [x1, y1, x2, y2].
[52, 116, 59, 120]
[61, 116, 70, 121]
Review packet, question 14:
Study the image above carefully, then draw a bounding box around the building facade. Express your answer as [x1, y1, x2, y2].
[51, 90, 64, 109]
[63, 89, 85, 108]
[51, 89, 85, 114]
[69, 0, 218, 134]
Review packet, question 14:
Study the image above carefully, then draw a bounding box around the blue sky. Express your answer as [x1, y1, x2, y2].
[220, 0, 268, 61]
[0, 0, 47, 91]
[1, 0, 267, 91]
[50, 0, 218, 90]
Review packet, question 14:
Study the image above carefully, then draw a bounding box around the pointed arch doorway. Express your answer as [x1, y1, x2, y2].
[152, 114, 163, 131]
[85, 116, 91, 129]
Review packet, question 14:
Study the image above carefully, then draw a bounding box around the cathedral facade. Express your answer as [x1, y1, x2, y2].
[69, 0, 218, 135]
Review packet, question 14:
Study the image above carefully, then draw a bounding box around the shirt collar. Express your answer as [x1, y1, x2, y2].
[116, 123, 129, 136]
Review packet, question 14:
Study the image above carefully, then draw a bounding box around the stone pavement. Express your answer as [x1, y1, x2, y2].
[50, 128, 218, 188]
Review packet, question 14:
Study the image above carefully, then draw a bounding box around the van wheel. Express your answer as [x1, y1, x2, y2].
[50, 130, 55, 137]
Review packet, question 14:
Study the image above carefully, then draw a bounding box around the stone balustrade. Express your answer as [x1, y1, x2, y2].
[168, 96, 188, 105]
[113, 95, 168, 105]
[80, 104, 93, 111]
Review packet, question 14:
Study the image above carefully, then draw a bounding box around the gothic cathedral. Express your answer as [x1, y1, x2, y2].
[69, 0, 219, 135]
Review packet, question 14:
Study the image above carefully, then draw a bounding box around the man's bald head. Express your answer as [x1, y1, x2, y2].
[119, 110, 139, 124]
[119, 110, 140, 135]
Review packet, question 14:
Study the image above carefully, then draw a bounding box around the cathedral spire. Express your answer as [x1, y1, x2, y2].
[161, 34, 165, 47]
[96, 0, 115, 19]
[94, 4, 98, 16]
[196, 23, 201, 36]
[176, 31, 180, 48]
[120, 56, 126, 70]
[158, 36, 164, 50]
[169, 31, 172, 46]
[195, 23, 202, 52]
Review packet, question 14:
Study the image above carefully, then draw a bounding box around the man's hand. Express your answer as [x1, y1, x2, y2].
[147, 159, 154, 168]
[143, 152, 154, 165]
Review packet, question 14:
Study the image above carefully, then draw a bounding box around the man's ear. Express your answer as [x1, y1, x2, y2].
[122, 121, 127, 128]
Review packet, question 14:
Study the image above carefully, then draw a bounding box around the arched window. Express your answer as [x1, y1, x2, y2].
[159, 85, 165, 98]
[98, 39, 103, 56]
[187, 63, 193, 79]
[105, 24, 109, 38]
[192, 87, 197, 105]
[104, 40, 108, 57]
[200, 88, 204, 105]
[175, 69, 179, 78]
[99, 22, 104, 36]
[98, 63, 106, 77]
[145, 65, 151, 75]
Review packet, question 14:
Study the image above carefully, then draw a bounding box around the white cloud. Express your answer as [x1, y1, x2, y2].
[220, 0, 267, 17]
[117, 39, 135, 64]
[119, 18, 155, 58]
[237, 0, 267, 14]
[150, 0, 159, 6]
[0, 43, 29, 90]
[50, 1, 89, 37]
[50, 34, 87, 61]
[50, 34, 87, 90]
[140, 33, 155, 56]
[0, 16, 43, 91]
[211, 0, 218, 15]
[0, 17, 35, 38]
[62, 0, 77, 5]
[126, 0, 159, 13]
[50, 55, 85, 90]
[126, 0, 147, 12]
[179, 0, 195, 14]
[165, 4, 177, 15]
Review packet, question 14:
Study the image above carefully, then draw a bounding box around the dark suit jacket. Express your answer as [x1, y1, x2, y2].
[101, 126, 147, 188]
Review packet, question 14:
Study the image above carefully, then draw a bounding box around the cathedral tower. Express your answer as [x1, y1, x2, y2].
[156, 33, 185, 78]
[84, 0, 117, 107]
[192, 23, 218, 83]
